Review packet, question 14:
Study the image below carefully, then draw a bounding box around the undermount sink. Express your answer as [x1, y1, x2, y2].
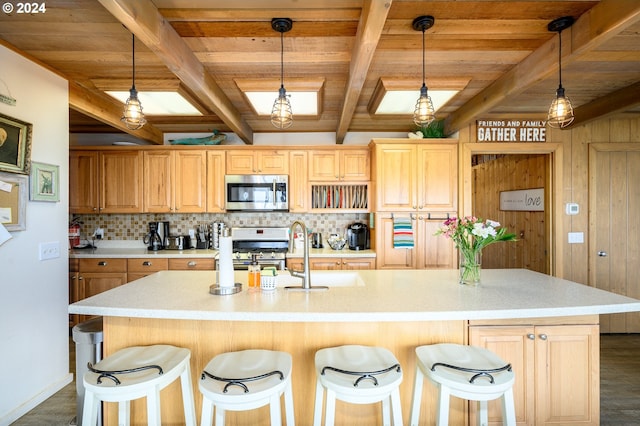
[279, 271, 365, 288]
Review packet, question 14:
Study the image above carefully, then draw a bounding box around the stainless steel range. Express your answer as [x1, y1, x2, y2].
[215, 227, 289, 271]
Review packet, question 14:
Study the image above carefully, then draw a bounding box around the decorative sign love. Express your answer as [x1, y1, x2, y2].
[500, 188, 544, 211]
[477, 120, 546, 142]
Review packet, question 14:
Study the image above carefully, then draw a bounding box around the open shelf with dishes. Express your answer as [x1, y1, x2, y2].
[310, 184, 369, 211]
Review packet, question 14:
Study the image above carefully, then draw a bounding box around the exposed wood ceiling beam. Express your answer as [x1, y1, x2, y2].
[443, 0, 640, 136]
[335, 0, 392, 143]
[69, 80, 164, 144]
[571, 81, 640, 128]
[97, 0, 254, 144]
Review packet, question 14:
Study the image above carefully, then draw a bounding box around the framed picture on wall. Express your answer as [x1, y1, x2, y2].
[0, 171, 28, 231]
[0, 112, 32, 175]
[30, 162, 59, 202]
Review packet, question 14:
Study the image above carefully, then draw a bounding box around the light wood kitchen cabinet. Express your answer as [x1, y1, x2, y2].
[168, 258, 215, 270]
[287, 257, 374, 271]
[70, 150, 144, 213]
[289, 150, 308, 212]
[375, 214, 455, 269]
[206, 151, 226, 212]
[308, 149, 370, 181]
[76, 258, 127, 321]
[469, 317, 599, 426]
[69, 259, 80, 327]
[226, 149, 288, 174]
[143, 150, 206, 213]
[127, 258, 169, 282]
[371, 141, 457, 212]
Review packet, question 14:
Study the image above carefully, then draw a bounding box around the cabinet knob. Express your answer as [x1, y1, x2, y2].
[98, 261, 107, 266]
[598, 251, 607, 257]
[143, 261, 152, 266]
[538, 334, 548, 340]
[77, 276, 84, 281]
[412, 205, 417, 209]
[527, 333, 535, 340]
[187, 261, 197, 267]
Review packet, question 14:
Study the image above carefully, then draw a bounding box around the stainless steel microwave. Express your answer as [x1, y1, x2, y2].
[225, 175, 289, 212]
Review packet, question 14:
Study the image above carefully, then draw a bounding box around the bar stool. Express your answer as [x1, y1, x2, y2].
[313, 345, 403, 426]
[199, 349, 295, 425]
[410, 343, 516, 426]
[81, 344, 196, 426]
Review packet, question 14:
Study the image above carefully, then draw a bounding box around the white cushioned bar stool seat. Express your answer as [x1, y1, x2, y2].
[313, 345, 403, 426]
[81, 344, 196, 426]
[410, 343, 516, 426]
[198, 349, 294, 426]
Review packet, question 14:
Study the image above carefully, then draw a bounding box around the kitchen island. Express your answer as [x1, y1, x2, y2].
[70, 269, 640, 425]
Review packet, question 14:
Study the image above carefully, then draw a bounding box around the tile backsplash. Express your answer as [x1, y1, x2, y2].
[73, 212, 371, 243]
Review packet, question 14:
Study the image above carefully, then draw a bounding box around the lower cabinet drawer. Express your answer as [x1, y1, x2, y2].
[169, 258, 215, 270]
[79, 258, 127, 273]
[127, 258, 169, 273]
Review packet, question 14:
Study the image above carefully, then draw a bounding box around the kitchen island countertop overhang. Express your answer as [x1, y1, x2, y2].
[69, 268, 640, 322]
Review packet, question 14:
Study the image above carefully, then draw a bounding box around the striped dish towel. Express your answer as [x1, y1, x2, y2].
[393, 215, 414, 248]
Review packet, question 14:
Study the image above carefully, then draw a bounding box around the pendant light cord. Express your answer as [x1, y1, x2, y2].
[557, 30, 563, 89]
[421, 26, 426, 87]
[131, 34, 136, 90]
[280, 30, 284, 90]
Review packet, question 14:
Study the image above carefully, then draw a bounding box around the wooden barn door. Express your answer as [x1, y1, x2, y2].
[590, 145, 640, 333]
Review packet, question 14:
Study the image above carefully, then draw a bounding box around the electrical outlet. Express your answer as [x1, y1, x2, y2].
[95, 228, 104, 239]
[39, 241, 60, 260]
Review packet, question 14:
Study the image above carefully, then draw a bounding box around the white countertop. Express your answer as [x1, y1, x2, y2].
[69, 269, 640, 322]
[69, 245, 375, 259]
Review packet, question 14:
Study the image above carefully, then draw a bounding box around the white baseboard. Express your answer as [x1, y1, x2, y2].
[0, 373, 73, 426]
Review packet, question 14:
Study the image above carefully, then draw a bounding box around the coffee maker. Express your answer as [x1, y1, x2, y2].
[143, 221, 169, 251]
[346, 222, 370, 250]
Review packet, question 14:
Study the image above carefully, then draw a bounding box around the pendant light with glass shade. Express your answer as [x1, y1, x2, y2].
[121, 33, 147, 130]
[271, 18, 293, 129]
[412, 15, 436, 128]
[547, 16, 575, 129]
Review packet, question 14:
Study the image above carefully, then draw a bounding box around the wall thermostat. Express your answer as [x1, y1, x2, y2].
[565, 203, 579, 215]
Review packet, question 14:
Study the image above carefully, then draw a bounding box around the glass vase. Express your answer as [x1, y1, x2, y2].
[459, 250, 481, 286]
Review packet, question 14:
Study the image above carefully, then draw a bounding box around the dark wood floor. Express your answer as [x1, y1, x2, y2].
[11, 334, 640, 425]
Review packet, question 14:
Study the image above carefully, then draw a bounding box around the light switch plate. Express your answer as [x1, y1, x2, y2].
[39, 241, 60, 260]
[568, 232, 584, 244]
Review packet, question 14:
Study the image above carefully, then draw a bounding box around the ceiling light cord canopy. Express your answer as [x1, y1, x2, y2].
[121, 33, 146, 130]
[412, 15, 436, 128]
[547, 16, 575, 129]
[271, 18, 293, 129]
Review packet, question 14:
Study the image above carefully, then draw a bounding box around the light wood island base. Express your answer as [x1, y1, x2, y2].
[103, 317, 466, 425]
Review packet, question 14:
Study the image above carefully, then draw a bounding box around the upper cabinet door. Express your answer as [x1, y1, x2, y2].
[100, 151, 144, 213]
[69, 151, 99, 213]
[174, 150, 206, 213]
[417, 144, 458, 212]
[226, 150, 288, 174]
[373, 144, 417, 211]
[206, 151, 226, 212]
[143, 150, 172, 213]
[309, 149, 370, 182]
[340, 149, 370, 181]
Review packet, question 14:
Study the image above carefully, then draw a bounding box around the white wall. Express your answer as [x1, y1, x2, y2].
[0, 45, 71, 424]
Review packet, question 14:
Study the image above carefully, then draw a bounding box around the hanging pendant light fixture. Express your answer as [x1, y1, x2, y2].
[412, 15, 436, 128]
[121, 33, 146, 130]
[271, 18, 293, 129]
[547, 16, 575, 129]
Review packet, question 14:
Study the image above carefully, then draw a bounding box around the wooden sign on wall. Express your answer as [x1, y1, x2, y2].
[477, 120, 546, 142]
[500, 188, 544, 211]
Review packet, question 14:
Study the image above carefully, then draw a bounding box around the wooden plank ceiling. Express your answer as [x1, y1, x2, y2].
[0, 0, 639, 144]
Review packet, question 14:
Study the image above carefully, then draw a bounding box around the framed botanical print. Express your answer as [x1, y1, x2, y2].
[0, 112, 32, 175]
[30, 162, 60, 202]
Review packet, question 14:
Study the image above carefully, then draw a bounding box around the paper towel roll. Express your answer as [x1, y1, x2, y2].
[217, 235, 235, 288]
